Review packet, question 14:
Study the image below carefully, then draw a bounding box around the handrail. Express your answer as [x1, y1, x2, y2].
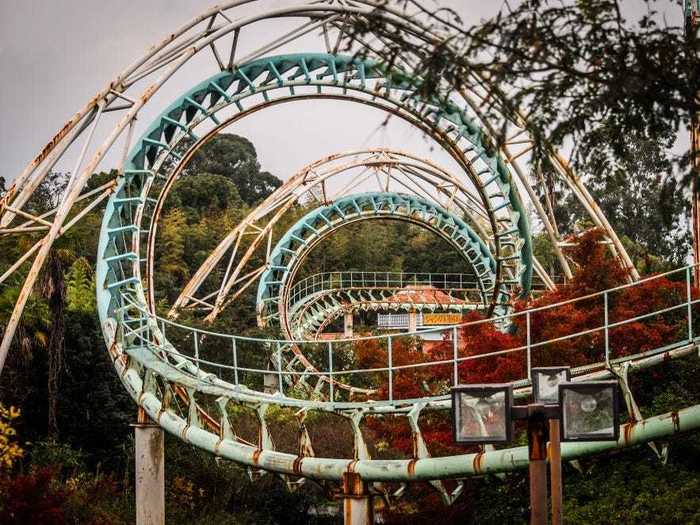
[120, 262, 700, 402]
[286, 270, 555, 308]
[150, 263, 699, 345]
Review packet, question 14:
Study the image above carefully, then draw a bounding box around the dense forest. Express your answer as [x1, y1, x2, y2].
[0, 132, 699, 524]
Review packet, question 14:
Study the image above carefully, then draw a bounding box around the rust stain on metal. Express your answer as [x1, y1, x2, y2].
[107, 339, 119, 359]
[0, 185, 16, 213]
[407, 458, 418, 478]
[149, 428, 163, 472]
[411, 433, 419, 458]
[346, 460, 358, 473]
[32, 119, 75, 166]
[472, 451, 485, 474]
[671, 411, 681, 432]
[292, 456, 304, 475]
[343, 471, 365, 496]
[622, 421, 636, 445]
[252, 448, 263, 465]
[174, 384, 220, 434]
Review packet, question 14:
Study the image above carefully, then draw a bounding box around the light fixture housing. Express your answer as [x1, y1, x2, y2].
[558, 381, 620, 442]
[532, 366, 571, 405]
[451, 384, 513, 444]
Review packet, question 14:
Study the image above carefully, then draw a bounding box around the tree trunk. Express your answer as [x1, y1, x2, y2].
[43, 250, 65, 439]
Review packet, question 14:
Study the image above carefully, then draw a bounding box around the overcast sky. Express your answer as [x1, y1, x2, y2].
[0, 1, 685, 185]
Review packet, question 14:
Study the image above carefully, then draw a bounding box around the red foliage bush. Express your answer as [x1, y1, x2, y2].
[354, 229, 695, 458]
[450, 229, 691, 382]
[0, 468, 67, 525]
[0, 466, 125, 525]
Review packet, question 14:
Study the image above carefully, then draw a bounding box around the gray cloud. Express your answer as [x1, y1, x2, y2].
[0, 0, 683, 185]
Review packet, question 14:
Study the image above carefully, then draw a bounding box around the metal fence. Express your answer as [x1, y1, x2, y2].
[288, 271, 480, 307]
[119, 265, 700, 406]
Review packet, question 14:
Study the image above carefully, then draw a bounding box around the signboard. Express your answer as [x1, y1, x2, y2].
[423, 313, 463, 325]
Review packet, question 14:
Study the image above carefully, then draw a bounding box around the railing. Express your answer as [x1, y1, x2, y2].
[288, 271, 480, 307]
[288, 270, 560, 308]
[119, 265, 700, 406]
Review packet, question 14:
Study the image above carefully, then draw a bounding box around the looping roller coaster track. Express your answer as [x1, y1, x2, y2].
[1, 0, 697, 506]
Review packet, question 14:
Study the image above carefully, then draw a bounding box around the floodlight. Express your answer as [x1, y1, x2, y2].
[532, 366, 571, 405]
[452, 384, 513, 444]
[558, 381, 619, 442]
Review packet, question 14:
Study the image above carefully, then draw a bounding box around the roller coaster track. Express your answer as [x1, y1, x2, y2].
[286, 271, 555, 339]
[1, 0, 696, 507]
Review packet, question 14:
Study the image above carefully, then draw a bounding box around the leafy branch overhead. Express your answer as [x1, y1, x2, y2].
[345, 0, 699, 178]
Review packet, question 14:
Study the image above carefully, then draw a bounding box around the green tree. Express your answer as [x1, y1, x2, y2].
[560, 128, 691, 266]
[346, 0, 697, 259]
[349, 0, 697, 172]
[158, 208, 188, 291]
[184, 134, 280, 205]
[66, 258, 95, 313]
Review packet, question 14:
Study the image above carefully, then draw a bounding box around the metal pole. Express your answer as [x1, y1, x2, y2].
[527, 404, 548, 525]
[194, 331, 200, 374]
[232, 338, 239, 385]
[133, 409, 164, 525]
[526, 311, 532, 380]
[388, 336, 393, 402]
[548, 418, 563, 525]
[688, 2, 700, 287]
[452, 326, 459, 386]
[276, 342, 284, 395]
[694, 135, 700, 289]
[344, 312, 354, 337]
[687, 266, 694, 342]
[328, 341, 334, 402]
[604, 292, 610, 366]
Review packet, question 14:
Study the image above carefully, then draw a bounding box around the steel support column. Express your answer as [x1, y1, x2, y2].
[344, 312, 354, 337]
[342, 472, 373, 525]
[527, 405, 548, 525]
[692, 112, 700, 287]
[134, 411, 165, 525]
[688, 0, 700, 286]
[408, 310, 418, 332]
[548, 418, 563, 525]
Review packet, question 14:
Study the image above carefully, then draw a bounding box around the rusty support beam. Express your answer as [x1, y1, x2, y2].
[527, 404, 548, 525]
[688, 1, 700, 287]
[342, 472, 373, 525]
[548, 418, 563, 525]
[692, 91, 700, 287]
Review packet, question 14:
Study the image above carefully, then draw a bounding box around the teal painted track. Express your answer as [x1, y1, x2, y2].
[97, 52, 533, 326]
[91, 50, 700, 489]
[256, 192, 508, 334]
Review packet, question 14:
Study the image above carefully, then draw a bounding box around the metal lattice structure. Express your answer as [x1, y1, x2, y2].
[1, 0, 699, 507]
